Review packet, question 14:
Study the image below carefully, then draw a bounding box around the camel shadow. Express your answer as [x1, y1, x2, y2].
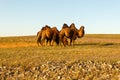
[73, 43, 115, 46]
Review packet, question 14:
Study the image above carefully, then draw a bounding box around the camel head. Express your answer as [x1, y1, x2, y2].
[77, 26, 85, 38]
[79, 26, 85, 30]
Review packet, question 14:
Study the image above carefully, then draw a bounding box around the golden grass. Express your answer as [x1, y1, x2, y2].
[0, 42, 36, 48]
[0, 34, 120, 66]
[0, 36, 37, 48]
[0, 34, 120, 80]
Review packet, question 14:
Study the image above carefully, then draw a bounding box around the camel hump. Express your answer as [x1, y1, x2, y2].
[52, 27, 59, 33]
[70, 23, 78, 30]
[62, 23, 69, 29]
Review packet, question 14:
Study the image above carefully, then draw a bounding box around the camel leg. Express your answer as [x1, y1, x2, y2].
[62, 39, 66, 46]
[62, 41, 66, 47]
[37, 38, 39, 46]
[45, 39, 48, 46]
[59, 35, 63, 46]
[41, 38, 46, 46]
[70, 39, 72, 46]
[51, 39, 55, 46]
[49, 39, 52, 46]
[37, 37, 41, 46]
[59, 40, 62, 46]
[72, 39, 75, 45]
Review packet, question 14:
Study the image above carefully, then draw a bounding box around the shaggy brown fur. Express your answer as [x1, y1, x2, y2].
[42, 26, 53, 46]
[59, 23, 85, 46]
[69, 23, 85, 44]
[59, 23, 75, 46]
[51, 27, 59, 45]
[37, 25, 53, 46]
[37, 25, 60, 46]
[69, 23, 78, 44]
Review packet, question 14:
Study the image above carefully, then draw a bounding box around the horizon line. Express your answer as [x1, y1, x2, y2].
[0, 33, 120, 37]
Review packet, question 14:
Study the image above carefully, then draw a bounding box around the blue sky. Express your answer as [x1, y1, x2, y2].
[0, 0, 120, 36]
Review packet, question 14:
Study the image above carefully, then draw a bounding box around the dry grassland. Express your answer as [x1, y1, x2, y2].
[0, 34, 120, 80]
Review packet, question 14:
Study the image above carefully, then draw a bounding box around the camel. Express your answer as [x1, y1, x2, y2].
[59, 23, 85, 46]
[37, 23, 85, 46]
[59, 23, 75, 46]
[37, 25, 60, 46]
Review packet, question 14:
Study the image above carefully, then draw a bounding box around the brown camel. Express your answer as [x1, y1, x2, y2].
[69, 23, 85, 44]
[37, 25, 60, 46]
[59, 23, 75, 46]
[37, 24, 85, 46]
[37, 25, 53, 46]
[59, 23, 85, 46]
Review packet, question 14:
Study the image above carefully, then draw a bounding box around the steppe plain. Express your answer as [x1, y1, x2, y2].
[0, 34, 120, 80]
